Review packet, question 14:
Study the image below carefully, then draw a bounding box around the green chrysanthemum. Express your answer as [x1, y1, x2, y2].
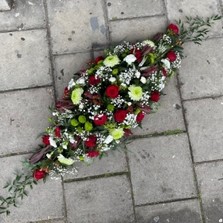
[128, 85, 143, 101]
[103, 55, 120, 67]
[57, 154, 75, 165]
[109, 128, 124, 140]
[71, 88, 84, 105]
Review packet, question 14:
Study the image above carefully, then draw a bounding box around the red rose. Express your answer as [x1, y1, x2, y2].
[94, 114, 107, 126]
[33, 169, 46, 181]
[88, 75, 100, 85]
[95, 56, 104, 64]
[167, 51, 177, 62]
[114, 109, 128, 123]
[42, 135, 50, 145]
[87, 150, 100, 158]
[105, 85, 119, 98]
[55, 127, 61, 138]
[150, 91, 160, 102]
[167, 24, 179, 34]
[136, 111, 145, 123]
[161, 68, 167, 77]
[85, 135, 97, 148]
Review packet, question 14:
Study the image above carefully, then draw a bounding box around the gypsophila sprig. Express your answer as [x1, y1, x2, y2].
[0, 15, 220, 215]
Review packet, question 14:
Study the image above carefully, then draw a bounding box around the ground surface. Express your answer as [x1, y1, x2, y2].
[0, 0, 223, 223]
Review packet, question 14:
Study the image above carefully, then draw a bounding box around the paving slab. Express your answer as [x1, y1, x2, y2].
[0, 0, 45, 31]
[184, 97, 223, 162]
[178, 38, 223, 100]
[127, 134, 196, 205]
[135, 199, 202, 223]
[64, 175, 134, 223]
[106, 0, 165, 20]
[0, 155, 64, 223]
[53, 52, 91, 99]
[29, 220, 65, 223]
[0, 0, 11, 11]
[47, 0, 108, 54]
[166, 0, 223, 37]
[0, 29, 52, 91]
[110, 16, 167, 43]
[132, 77, 185, 135]
[0, 87, 54, 155]
[196, 162, 223, 223]
[64, 150, 127, 180]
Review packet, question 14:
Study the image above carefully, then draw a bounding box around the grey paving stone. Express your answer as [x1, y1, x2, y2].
[184, 97, 223, 162]
[179, 38, 223, 100]
[135, 199, 202, 223]
[196, 162, 223, 223]
[0, 0, 45, 31]
[0, 155, 64, 223]
[110, 16, 167, 43]
[64, 175, 134, 223]
[29, 220, 65, 223]
[106, 0, 165, 20]
[0, 0, 11, 11]
[0, 30, 52, 91]
[64, 150, 127, 180]
[127, 134, 196, 205]
[0, 87, 54, 155]
[47, 0, 108, 54]
[166, 0, 223, 37]
[53, 52, 91, 99]
[132, 77, 185, 135]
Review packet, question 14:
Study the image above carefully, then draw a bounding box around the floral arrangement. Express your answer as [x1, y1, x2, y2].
[0, 15, 221, 215]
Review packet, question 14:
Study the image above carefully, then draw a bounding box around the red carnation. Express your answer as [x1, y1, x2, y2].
[95, 56, 104, 64]
[136, 111, 145, 123]
[162, 68, 167, 77]
[105, 85, 119, 99]
[114, 109, 128, 123]
[88, 75, 100, 85]
[33, 169, 46, 181]
[167, 51, 177, 62]
[87, 150, 100, 158]
[42, 135, 50, 145]
[150, 91, 160, 102]
[54, 127, 61, 138]
[167, 23, 179, 34]
[94, 114, 107, 126]
[85, 135, 97, 148]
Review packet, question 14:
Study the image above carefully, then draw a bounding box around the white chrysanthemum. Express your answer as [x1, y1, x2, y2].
[103, 55, 120, 67]
[142, 40, 156, 48]
[104, 135, 113, 144]
[123, 54, 137, 65]
[68, 79, 75, 90]
[76, 77, 85, 85]
[135, 71, 141, 78]
[140, 76, 146, 84]
[128, 85, 143, 101]
[49, 137, 57, 148]
[109, 77, 116, 83]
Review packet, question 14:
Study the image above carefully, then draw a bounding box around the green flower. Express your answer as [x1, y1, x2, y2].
[78, 115, 86, 123]
[57, 154, 74, 165]
[110, 128, 124, 140]
[71, 88, 84, 105]
[107, 104, 115, 112]
[85, 121, 93, 131]
[103, 55, 120, 67]
[70, 118, 79, 126]
[112, 68, 119, 75]
[128, 85, 143, 101]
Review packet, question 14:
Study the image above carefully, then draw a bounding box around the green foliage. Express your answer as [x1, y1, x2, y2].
[177, 15, 222, 44]
[0, 172, 37, 215]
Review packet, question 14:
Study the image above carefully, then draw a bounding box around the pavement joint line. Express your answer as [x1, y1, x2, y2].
[176, 74, 206, 223]
[0, 84, 53, 95]
[0, 27, 46, 34]
[28, 217, 65, 223]
[182, 94, 223, 102]
[43, 0, 57, 102]
[0, 151, 33, 159]
[101, 0, 111, 44]
[124, 146, 137, 222]
[195, 158, 223, 165]
[135, 196, 198, 208]
[61, 176, 68, 223]
[162, 0, 169, 23]
[108, 13, 166, 22]
[63, 171, 128, 184]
